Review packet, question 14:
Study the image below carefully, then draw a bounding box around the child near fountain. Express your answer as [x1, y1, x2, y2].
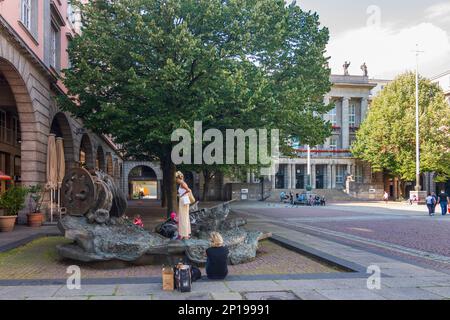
[133, 214, 144, 227]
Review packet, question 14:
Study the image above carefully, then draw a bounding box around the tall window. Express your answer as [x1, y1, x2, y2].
[21, 0, 32, 29]
[329, 137, 338, 150]
[0, 110, 6, 143]
[349, 104, 356, 127]
[329, 105, 337, 126]
[336, 165, 344, 184]
[50, 24, 57, 68]
[355, 165, 363, 183]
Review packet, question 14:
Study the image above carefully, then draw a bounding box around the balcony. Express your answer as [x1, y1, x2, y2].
[294, 148, 353, 158]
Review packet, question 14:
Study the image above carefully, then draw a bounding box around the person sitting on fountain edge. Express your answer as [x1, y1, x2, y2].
[206, 232, 229, 280]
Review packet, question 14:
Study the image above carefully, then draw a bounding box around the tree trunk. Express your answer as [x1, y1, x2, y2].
[202, 170, 211, 202]
[160, 157, 177, 218]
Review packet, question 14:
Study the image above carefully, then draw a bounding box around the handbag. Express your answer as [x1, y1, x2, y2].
[174, 264, 192, 292]
[188, 192, 196, 205]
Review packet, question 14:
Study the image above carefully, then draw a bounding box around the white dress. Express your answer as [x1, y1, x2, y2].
[178, 185, 191, 238]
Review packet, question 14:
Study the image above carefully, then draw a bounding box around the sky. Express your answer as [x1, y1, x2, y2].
[296, 0, 450, 79]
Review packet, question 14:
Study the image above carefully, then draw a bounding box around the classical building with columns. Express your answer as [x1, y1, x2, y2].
[259, 74, 388, 200]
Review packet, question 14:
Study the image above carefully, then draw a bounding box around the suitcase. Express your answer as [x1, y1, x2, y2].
[174, 264, 192, 292]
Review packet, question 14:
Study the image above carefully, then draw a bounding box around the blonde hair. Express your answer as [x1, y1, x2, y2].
[210, 232, 224, 247]
[175, 171, 184, 180]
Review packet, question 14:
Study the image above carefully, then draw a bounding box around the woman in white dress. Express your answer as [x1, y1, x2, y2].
[175, 171, 192, 240]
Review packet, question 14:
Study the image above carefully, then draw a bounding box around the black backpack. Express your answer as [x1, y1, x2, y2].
[174, 264, 192, 292]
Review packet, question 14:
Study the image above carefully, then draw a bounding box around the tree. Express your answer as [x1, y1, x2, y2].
[59, 0, 332, 215]
[352, 72, 450, 195]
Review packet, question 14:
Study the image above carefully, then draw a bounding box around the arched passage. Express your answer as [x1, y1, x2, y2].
[79, 133, 94, 169]
[128, 165, 158, 199]
[50, 112, 75, 169]
[0, 58, 43, 187]
[96, 145, 105, 171]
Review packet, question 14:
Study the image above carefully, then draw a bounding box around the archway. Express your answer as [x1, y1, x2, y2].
[128, 165, 158, 200]
[79, 134, 94, 169]
[96, 146, 105, 171]
[50, 112, 75, 169]
[0, 58, 42, 188]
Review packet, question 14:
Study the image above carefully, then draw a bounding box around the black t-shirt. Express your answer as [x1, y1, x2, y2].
[438, 193, 449, 202]
[206, 246, 229, 279]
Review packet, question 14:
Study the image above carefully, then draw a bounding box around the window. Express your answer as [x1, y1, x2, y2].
[355, 165, 363, 183]
[0, 110, 6, 143]
[12, 116, 20, 146]
[21, 0, 31, 29]
[349, 103, 356, 127]
[329, 105, 337, 126]
[336, 165, 344, 184]
[329, 137, 338, 150]
[50, 24, 58, 68]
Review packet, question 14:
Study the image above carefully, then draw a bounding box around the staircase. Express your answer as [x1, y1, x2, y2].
[266, 188, 358, 202]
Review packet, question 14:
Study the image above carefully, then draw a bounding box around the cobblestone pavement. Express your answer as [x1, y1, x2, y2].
[3, 201, 450, 300]
[0, 237, 337, 280]
[232, 201, 450, 273]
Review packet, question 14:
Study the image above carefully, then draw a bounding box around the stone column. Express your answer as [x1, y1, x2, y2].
[331, 164, 336, 189]
[327, 164, 332, 189]
[250, 171, 255, 184]
[311, 164, 316, 189]
[361, 98, 368, 122]
[291, 164, 296, 189]
[271, 174, 276, 189]
[285, 164, 291, 190]
[342, 97, 350, 149]
[246, 171, 251, 183]
[323, 96, 331, 149]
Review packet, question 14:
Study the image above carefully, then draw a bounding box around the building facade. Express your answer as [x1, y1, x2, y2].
[431, 70, 450, 105]
[0, 1, 123, 222]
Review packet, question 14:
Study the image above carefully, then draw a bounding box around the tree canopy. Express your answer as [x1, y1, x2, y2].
[59, 0, 332, 213]
[352, 72, 450, 183]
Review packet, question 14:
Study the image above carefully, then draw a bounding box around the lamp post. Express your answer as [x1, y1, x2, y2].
[414, 45, 424, 191]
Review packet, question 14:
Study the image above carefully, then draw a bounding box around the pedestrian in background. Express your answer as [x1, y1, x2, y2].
[383, 191, 389, 203]
[425, 193, 435, 216]
[437, 190, 449, 216]
[431, 192, 438, 214]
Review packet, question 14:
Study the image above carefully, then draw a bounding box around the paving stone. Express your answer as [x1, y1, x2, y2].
[276, 279, 353, 291]
[115, 284, 161, 296]
[382, 277, 436, 288]
[376, 287, 442, 300]
[153, 291, 212, 300]
[89, 295, 151, 300]
[192, 281, 231, 293]
[421, 287, 450, 299]
[316, 288, 385, 300]
[26, 296, 89, 300]
[0, 285, 62, 299]
[225, 281, 282, 292]
[291, 290, 329, 300]
[242, 291, 299, 300]
[53, 284, 118, 297]
[211, 292, 243, 300]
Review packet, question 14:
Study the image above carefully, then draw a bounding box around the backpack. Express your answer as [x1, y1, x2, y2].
[174, 264, 192, 292]
[191, 266, 202, 282]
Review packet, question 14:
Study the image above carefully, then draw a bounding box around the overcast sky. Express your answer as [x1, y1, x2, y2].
[296, 0, 450, 79]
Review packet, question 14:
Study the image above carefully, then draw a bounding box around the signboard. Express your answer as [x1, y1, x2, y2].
[241, 189, 249, 194]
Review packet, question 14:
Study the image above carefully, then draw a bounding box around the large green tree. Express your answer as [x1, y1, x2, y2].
[60, 0, 332, 215]
[352, 72, 450, 194]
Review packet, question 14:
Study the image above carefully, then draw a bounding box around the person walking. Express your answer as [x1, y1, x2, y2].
[431, 192, 438, 214]
[437, 190, 449, 216]
[176, 171, 192, 240]
[425, 193, 436, 216]
[383, 191, 389, 204]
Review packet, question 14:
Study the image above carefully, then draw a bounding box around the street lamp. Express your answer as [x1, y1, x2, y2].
[414, 44, 424, 191]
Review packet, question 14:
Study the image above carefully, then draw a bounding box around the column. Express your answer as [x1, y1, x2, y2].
[323, 96, 331, 149]
[271, 174, 276, 189]
[331, 164, 336, 189]
[311, 164, 316, 189]
[361, 98, 368, 122]
[246, 171, 251, 184]
[342, 97, 350, 149]
[285, 164, 291, 189]
[291, 164, 296, 189]
[250, 171, 255, 183]
[327, 164, 332, 189]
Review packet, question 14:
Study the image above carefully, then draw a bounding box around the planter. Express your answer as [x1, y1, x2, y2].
[0, 215, 17, 232]
[27, 212, 44, 228]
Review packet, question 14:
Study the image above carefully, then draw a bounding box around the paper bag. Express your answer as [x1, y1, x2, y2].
[162, 266, 174, 291]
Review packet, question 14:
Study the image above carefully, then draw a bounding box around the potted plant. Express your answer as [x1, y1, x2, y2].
[0, 186, 29, 232]
[27, 185, 45, 227]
